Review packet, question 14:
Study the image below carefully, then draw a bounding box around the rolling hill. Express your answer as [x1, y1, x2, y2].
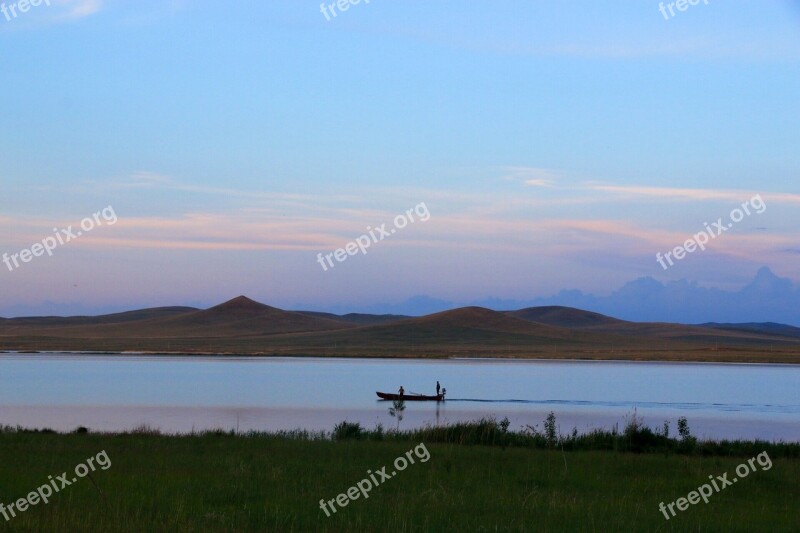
[698, 322, 800, 340]
[1, 296, 799, 363]
[507, 306, 627, 329]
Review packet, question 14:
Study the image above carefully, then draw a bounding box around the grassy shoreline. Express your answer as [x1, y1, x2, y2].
[0, 420, 798, 532]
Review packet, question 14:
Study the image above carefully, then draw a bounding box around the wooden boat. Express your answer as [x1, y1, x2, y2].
[376, 391, 444, 401]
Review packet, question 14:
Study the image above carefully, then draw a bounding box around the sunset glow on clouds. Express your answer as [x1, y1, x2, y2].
[1, 1, 799, 315]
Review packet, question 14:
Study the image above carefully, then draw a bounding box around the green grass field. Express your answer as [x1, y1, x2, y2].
[0, 428, 797, 532]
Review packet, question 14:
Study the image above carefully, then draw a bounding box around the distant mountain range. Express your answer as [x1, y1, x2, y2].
[3, 267, 797, 328]
[1, 295, 799, 363]
[312, 267, 800, 327]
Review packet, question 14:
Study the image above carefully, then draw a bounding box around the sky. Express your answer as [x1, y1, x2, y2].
[1, 0, 799, 317]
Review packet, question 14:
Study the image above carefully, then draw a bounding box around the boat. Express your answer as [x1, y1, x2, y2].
[376, 391, 444, 401]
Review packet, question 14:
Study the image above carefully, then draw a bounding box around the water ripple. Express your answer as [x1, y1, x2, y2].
[446, 398, 800, 414]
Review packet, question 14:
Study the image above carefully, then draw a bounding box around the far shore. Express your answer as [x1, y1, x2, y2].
[3, 349, 800, 365]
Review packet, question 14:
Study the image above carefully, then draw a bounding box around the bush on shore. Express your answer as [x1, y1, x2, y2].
[2, 413, 797, 458]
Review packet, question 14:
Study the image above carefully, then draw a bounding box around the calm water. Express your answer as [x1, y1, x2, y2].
[1, 353, 798, 441]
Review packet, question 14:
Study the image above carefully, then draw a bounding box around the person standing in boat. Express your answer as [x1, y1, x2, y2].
[398, 386, 404, 397]
[436, 381, 441, 396]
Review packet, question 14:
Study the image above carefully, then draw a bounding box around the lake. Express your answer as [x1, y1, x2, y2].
[1, 354, 798, 441]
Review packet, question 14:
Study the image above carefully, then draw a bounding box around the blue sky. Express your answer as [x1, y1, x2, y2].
[1, 0, 799, 316]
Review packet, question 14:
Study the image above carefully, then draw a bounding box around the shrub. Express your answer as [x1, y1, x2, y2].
[677, 416, 697, 452]
[333, 421, 364, 441]
[544, 412, 558, 448]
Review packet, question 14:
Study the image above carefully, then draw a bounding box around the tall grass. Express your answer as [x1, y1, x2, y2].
[0, 425, 797, 531]
[326, 412, 800, 458]
[3, 412, 798, 458]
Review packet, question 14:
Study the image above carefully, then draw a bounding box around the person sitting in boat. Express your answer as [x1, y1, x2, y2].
[398, 386, 404, 397]
[441, 387, 446, 399]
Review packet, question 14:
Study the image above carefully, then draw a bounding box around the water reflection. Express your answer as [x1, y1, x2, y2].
[0, 354, 798, 441]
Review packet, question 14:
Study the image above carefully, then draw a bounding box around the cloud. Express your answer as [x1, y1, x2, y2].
[505, 171, 800, 213]
[93, 171, 363, 213]
[50, 0, 103, 20]
[116, 171, 174, 189]
[358, 5, 800, 62]
[6, 170, 794, 278]
[503, 166, 562, 187]
[64, 0, 102, 18]
[587, 184, 800, 205]
[503, 169, 800, 208]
